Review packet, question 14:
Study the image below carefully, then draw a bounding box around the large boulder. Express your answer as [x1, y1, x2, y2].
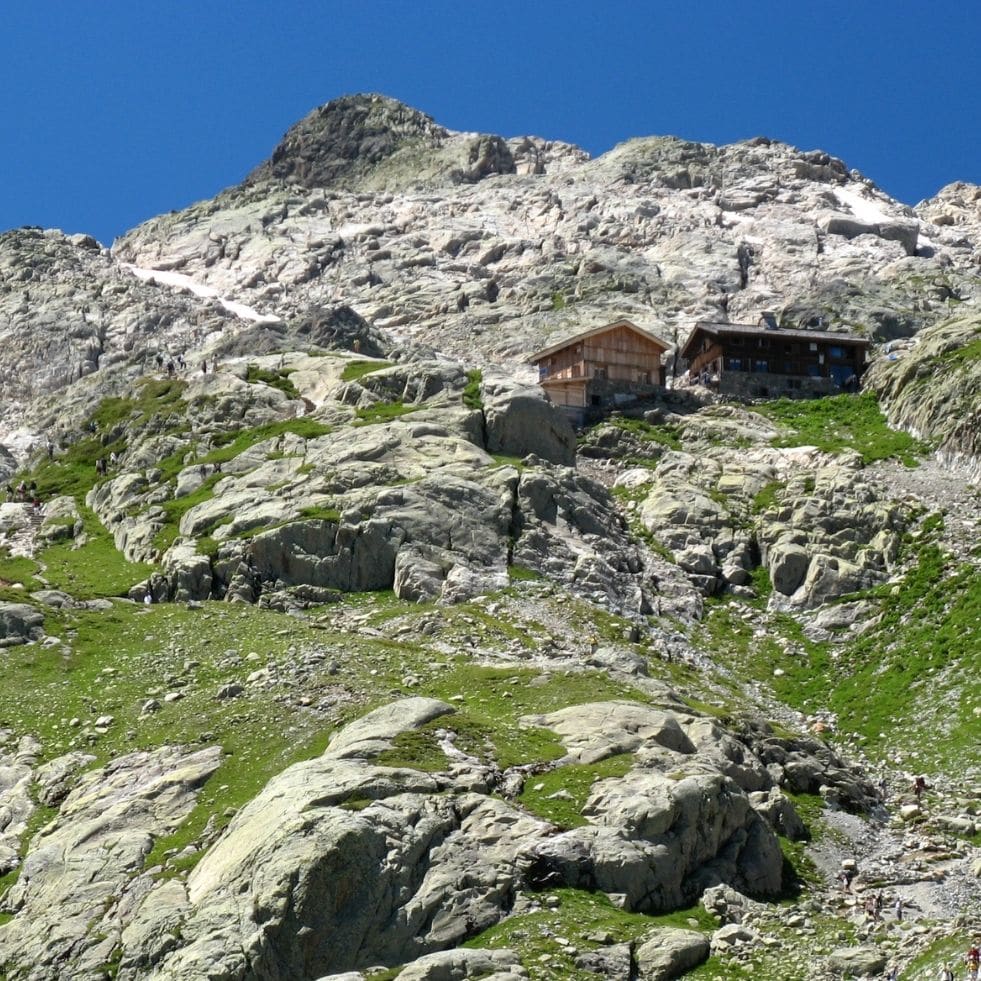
[393, 947, 528, 980]
[0, 602, 44, 646]
[826, 946, 888, 977]
[482, 374, 577, 466]
[634, 928, 710, 980]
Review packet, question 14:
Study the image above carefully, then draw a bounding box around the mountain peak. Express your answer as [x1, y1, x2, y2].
[248, 93, 448, 189]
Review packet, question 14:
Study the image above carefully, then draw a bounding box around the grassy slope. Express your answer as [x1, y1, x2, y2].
[1, 388, 976, 980]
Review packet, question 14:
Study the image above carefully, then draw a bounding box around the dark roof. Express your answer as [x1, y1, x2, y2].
[681, 321, 870, 359]
[530, 319, 669, 363]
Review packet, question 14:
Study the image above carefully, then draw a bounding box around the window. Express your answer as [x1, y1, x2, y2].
[594, 366, 607, 380]
[828, 345, 846, 359]
[725, 357, 743, 371]
[753, 359, 769, 373]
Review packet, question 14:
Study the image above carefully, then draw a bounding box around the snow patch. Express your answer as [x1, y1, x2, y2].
[832, 187, 896, 227]
[122, 264, 282, 324]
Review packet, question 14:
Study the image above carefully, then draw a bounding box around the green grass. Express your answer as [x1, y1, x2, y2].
[606, 416, 683, 452]
[507, 564, 542, 582]
[245, 364, 300, 399]
[696, 517, 981, 776]
[353, 402, 419, 426]
[297, 505, 341, 523]
[0, 599, 401, 879]
[378, 665, 652, 773]
[0, 550, 43, 593]
[152, 475, 223, 554]
[39, 505, 155, 598]
[466, 888, 716, 981]
[206, 418, 332, 458]
[517, 754, 635, 828]
[756, 392, 927, 465]
[340, 360, 393, 382]
[752, 480, 785, 514]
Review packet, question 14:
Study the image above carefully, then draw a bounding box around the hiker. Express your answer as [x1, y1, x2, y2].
[201, 360, 208, 375]
[967, 943, 980, 981]
[155, 353, 164, 369]
[913, 775, 927, 800]
[46, 439, 54, 460]
[939, 962, 954, 981]
[885, 966, 898, 981]
[109, 451, 118, 468]
[167, 360, 175, 377]
[894, 897, 903, 922]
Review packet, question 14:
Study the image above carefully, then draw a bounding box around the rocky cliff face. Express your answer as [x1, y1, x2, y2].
[0, 96, 978, 980]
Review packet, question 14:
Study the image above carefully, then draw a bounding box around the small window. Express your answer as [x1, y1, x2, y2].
[754, 359, 769, 373]
[809, 342, 818, 352]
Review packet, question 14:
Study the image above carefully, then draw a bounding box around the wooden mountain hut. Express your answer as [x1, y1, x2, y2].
[681, 317, 870, 398]
[530, 319, 669, 424]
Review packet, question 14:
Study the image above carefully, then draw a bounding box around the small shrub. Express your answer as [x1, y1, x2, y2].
[353, 402, 418, 425]
[463, 369, 483, 410]
[245, 364, 300, 399]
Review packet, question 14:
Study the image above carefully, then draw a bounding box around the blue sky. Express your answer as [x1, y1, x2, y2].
[2, 1, 979, 245]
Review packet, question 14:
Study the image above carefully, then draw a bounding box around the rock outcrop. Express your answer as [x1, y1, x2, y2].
[865, 312, 981, 479]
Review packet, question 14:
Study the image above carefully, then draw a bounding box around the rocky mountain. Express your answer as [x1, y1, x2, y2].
[0, 94, 978, 980]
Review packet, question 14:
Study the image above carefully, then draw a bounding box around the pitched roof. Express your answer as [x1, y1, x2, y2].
[530, 319, 669, 363]
[681, 321, 870, 359]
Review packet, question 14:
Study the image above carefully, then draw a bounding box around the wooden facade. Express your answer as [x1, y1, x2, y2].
[530, 320, 669, 421]
[681, 320, 870, 398]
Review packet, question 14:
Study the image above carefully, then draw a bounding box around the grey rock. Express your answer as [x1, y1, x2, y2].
[482, 372, 577, 466]
[0, 746, 221, 980]
[394, 947, 528, 980]
[635, 927, 710, 979]
[826, 946, 888, 977]
[0, 602, 44, 645]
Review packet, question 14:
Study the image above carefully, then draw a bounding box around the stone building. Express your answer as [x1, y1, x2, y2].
[530, 319, 669, 424]
[681, 317, 870, 398]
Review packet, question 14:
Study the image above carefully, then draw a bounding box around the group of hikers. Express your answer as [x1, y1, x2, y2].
[936, 943, 981, 980]
[4, 480, 42, 512]
[153, 350, 217, 376]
